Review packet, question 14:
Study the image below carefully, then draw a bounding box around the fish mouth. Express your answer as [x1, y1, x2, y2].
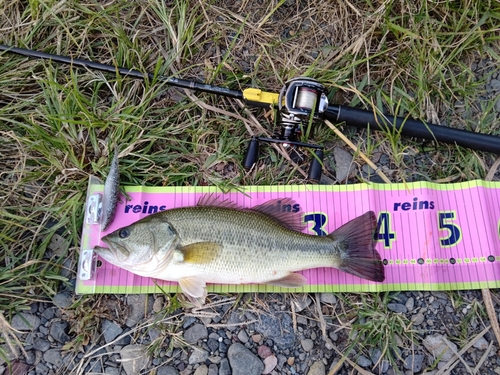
[95, 237, 130, 262]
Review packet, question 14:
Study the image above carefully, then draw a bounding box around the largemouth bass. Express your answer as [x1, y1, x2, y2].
[94, 196, 384, 305]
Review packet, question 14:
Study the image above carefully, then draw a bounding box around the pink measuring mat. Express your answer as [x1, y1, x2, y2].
[77, 180, 500, 295]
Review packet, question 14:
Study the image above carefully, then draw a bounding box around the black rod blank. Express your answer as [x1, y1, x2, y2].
[325, 105, 500, 154]
[0, 44, 244, 99]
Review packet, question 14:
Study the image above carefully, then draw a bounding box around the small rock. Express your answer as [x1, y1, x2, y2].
[379, 360, 390, 373]
[189, 348, 209, 365]
[252, 334, 262, 343]
[301, 339, 314, 352]
[52, 292, 73, 308]
[105, 368, 121, 375]
[228, 343, 264, 375]
[277, 354, 287, 367]
[411, 312, 425, 325]
[473, 337, 489, 350]
[218, 341, 228, 354]
[490, 79, 500, 90]
[49, 321, 71, 344]
[262, 355, 278, 374]
[25, 350, 36, 365]
[102, 319, 123, 344]
[41, 308, 56, 321]
[387, 303, 407, 314]
[208, 363, 218, 375]
[292, 295, 312, 312]
[184, 324, 208, 344]
[226, 312, 243, 331]
[115, 328, 132, 346]
[219, 358, 231, 375]
[47, 233, 69, 256]
[404, 354, 424, 372]
[120, 344, 149, 375]
[157, 365, 179, 375]
[237, 330, 248, 343]
[88, 359, 102, 373]
[329, 331, 338, 342]
[183, 316, 197, 329]
[193, 364, 208, 375]
[11, 313, 41, 331]
[307, 361, 326, 375]
[405, 297, 415, 312]
[297, 316, 308, 325]
[35, 362, 49, 375]
[33, 338, 51, 352]
[125, 295, 150, 327]
[370, 348, 382, 364]
[258, 345, 273, 359]
[207, 338, 219, 353]
[319, 293, 337, 305]
[334, 147, 354, 182]
[357, 355, 372, 368]
[208, 355, 221, 365]
[153, 296, 164, 313]
[287, 357, 295, 366]
[423, 334, 458, 362]
[43, 349, 62, 368]
[200, 315, 212, 325]
[370, 348, 389, 372]
[148, 327, 161, 341]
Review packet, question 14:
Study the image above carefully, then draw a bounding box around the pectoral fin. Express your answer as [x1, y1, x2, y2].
[266, 272, 307, 288]
[178, 277, 207, 307]
[179, 242, 222, 264]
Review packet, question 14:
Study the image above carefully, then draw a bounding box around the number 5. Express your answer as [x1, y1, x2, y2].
[438, 211, 461, 247]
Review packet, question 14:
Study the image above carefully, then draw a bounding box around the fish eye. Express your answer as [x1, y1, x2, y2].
[118, 228, 130, 238]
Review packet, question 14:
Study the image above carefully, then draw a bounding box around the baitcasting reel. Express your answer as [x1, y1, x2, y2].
[242, 78, 329, 182]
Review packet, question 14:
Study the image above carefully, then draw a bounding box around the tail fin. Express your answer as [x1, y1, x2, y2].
[330, 211, 385, 282]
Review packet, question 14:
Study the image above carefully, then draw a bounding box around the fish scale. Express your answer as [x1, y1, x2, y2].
[165, 206, 335, 274]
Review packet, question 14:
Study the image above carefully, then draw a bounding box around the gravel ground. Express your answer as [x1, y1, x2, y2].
[3, 289, 500, 375]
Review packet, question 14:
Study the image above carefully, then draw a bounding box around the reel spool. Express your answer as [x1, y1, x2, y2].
[279, 77, 329, 120]
[243, 78, 328, 182]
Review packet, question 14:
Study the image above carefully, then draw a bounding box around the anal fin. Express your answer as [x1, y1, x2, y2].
[265, 273, 307, 288]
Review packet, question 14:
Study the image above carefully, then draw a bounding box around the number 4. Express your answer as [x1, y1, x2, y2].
[376, 212, 396, 248]
[438, 211, 462, 247]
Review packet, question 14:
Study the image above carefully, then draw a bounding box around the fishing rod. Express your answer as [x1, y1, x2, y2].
[2, 44, 500, 182]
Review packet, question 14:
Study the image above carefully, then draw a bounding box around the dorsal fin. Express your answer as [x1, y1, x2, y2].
[250, 198, 306, 232]
[197, 195, 305, 232]
[197, 194, 240, 209]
